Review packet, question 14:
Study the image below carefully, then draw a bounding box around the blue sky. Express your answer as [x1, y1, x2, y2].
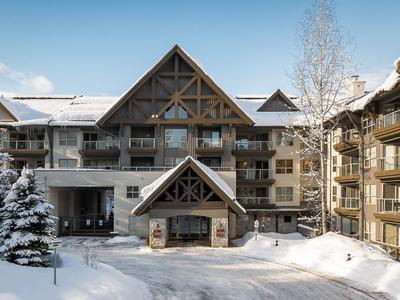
[1, 0, 399, 97]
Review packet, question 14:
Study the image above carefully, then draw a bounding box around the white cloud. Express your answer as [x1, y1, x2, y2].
[0, 63, 54, 94]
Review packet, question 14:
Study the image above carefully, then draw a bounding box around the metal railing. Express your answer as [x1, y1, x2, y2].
[236, 169, 273, 180]
[59, 214, 113, 235]
[122, 166, 173, 172]
[129, 138, 156, 148]
[165, 137, 187, 148]
[337, 163, 359, 176]
[0, 140, 47, 150]
[339, 197, 360, 209]
[82, 165, 120, 171]
[236, 197, 270, 207]
[196, 138, 223, 148]
[376, 109, 400, 129]
[83, 141, 120, 150]
[378, 154, 400, 171]
[333, 129, 359, 144]
[378, 198, 400, 214]
[234, 141, 274, 151]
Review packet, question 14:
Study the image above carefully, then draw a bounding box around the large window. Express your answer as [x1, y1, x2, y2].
[127, 186, 139, 199]
[332, 156, 337, 173]
[165, 128, 187, 148]
[332, 186, 337, 202]
[365, 184, 376, 204]
[341, 217, 358, 235]
[59, 131, 78, 146]
[276, 131, 294, 146]
[165, 157, 185, 167]
[59, 159, 77, 169]
[276, 159, 293, 174]
[362, 114, 375, 135]
[364, 146, 376, 168]
[276, 187, 293, 202]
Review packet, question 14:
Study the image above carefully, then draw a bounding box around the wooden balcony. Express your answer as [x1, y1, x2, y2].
[79, 141, 120, 157]
[374, 198, 400, 222]
[232, 141, 276, 158]
[334, 163, 360, 184]
[236, 169, 275, 186]
[195, 138, 224, 154]
[236, 197, 275, 209]
[127, 138, 157, 155]
[334, 197, 360, 217]
[374, 155, 400, 182]
[332, 129, 359, 153]
[0, 140, 48, 157]
[373, 110, 400, 143]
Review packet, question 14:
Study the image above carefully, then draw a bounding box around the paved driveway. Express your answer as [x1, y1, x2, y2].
[60, 237, 384, 300]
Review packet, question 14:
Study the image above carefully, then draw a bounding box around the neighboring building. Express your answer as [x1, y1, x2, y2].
[327, 57, 400, 255]
[0, 45, 306, 247]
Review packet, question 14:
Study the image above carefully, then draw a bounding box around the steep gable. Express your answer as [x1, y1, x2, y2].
[257, 89, 299, 112]
[98, 45, 254, 126]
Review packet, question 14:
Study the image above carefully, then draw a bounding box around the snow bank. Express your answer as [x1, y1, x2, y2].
[105, 235, 146, 246]
[233, 232, 400, 299]
[0, 253, 150, 300]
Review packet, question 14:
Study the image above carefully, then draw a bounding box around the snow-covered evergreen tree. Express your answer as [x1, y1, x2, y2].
[0, 153, 17, 205]
[0, 167, 56, 266]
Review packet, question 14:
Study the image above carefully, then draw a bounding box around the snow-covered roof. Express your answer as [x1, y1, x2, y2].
[132, 156, 245, 215]
[0, 95, 118, 127]
[347, 57, 400, 111]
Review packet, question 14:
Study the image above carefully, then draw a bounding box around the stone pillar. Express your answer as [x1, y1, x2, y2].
[211, 218, 229, 247]
[149, 218, 166, 249]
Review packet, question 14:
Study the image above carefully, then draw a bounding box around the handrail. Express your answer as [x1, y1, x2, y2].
[333, 129, 359, 144]
[0, 140, 47, 150]
[82, 165, 120, 171]
[129, 138, 156, 148]
[196, 138, 223, 148]
[165, 136, 187, 148]
[339, 197, 359, 209]
[236, 168, 273, 180]
[337, 163, 359, 176]
[378, 154, 400, 171]
[234, 141, 275, 151]
[82, 140, 120, 150]
[122, 166, 173, 172]
[376, 109, 400, 129]
[378, 198, 400, 214]
[236, 197, 270, 206]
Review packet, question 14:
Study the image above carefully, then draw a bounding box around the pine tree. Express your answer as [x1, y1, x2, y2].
[0, 153, 17, 205]
[0, 167, 56, 266]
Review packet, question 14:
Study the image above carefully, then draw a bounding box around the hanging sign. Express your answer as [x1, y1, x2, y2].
[152, 224, 162, 238]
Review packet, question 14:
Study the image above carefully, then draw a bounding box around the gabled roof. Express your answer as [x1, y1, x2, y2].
[97, 44, 254, 125]
[132, 156, 246, 216]
[257, 89, 299, 112]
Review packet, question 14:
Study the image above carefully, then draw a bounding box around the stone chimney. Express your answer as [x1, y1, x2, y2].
[346, 75, 366, 98]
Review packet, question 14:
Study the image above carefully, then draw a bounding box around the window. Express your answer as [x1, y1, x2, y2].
[332, 186, 337, 202]
[332, 156, 337, 172]
[362, 114, 375, 135]
[284, 216, 292, 223]
[59, 131, 78, 146]
[276, 160, 293, 174]
[165, 157, 185, 167]
[364, 147, 376, 168]
[276, 131, 294, 146]
[58, 159, 77, 168]
[198, 157, 221, 169]
[165, 128, 187, 148]
[365, 184, 376, 204]
[364, 221, 376, 241]
[276, 187, 293, 202]
[127, 186, 139, 199]
[83, 159, 119, 169]
[164, 105, 188, 119]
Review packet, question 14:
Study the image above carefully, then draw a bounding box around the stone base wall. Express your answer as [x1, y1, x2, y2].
[211, 218, 228, 247]
[149, 218, 166, 248]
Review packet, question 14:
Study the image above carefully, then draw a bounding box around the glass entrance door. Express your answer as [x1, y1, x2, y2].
[168, 216, 210, 240]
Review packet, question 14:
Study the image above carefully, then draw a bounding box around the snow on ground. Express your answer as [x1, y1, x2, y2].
[60, 236, 383, 300]
[105, 235, 146, 246]
[0, 252, 150, 300]
[233, 232, 400, 299]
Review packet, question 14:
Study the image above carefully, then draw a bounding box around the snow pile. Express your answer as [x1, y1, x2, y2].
[233, 232, 400, 299]
[105, 235, 146, 246]
[0, 253, 150, 300]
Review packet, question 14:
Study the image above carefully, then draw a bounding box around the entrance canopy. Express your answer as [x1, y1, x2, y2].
[132, 156, 245, 216]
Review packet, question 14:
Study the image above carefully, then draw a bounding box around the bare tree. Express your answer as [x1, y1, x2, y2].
[288, 0, 354, 234]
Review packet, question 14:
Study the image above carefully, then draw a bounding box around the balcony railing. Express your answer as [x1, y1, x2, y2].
[83, 141, 120, 150]
[122, 166, 173, 172]
[129, 138, 156, 148]
[236, 169, 273, 180]
[339, 197, 360, 209]
[378, 198, 400, 214]
[378, 155, 400, 171]
[196, 138, 223, 148]
[333, 129, 359, 144]
[337, 163, 359, 176]
[236, 197, 270, 207]
[234, 141, 274, 151]
[0, 140, 47, 150]
[165, 137, 187, 149]
[82, 165, 120, 171]
[376, 109, 400, 129]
